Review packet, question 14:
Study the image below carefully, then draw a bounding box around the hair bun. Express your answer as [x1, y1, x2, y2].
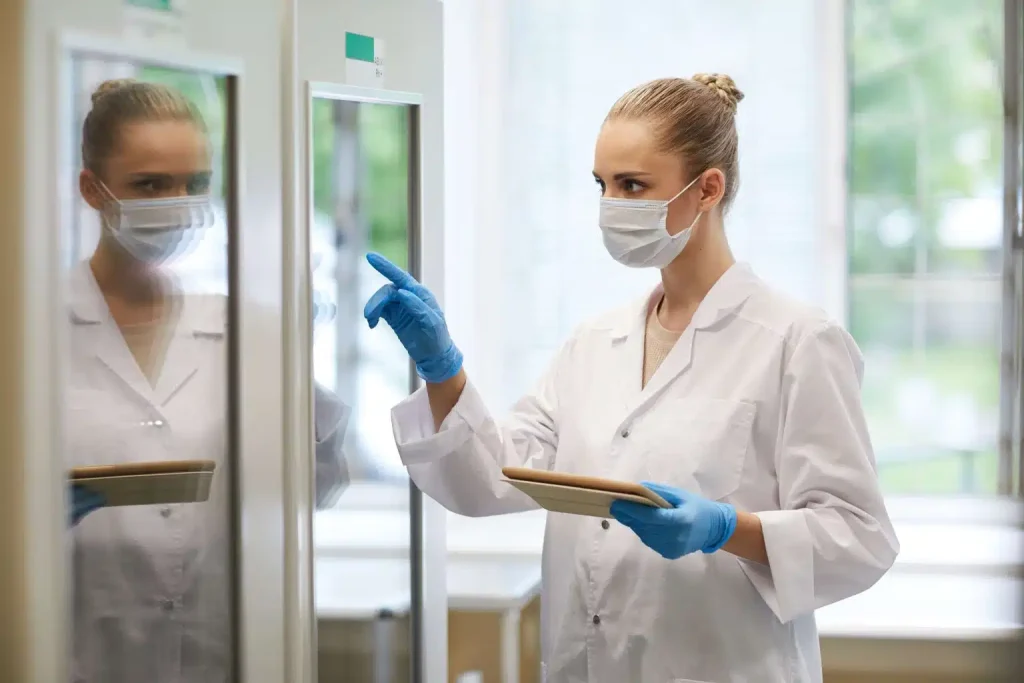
[691, 73, 744, 113]
[91, 79, 137, 105]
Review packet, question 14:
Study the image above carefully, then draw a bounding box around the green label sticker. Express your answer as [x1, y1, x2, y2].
[345, 32, 375, 63]
[127, 0, 173, 10]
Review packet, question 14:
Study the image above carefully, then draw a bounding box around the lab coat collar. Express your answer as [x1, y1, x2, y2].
[67, 260, 225, 337]
[67, 260, 225, 410]
[600, 262, 760, 418]
[607, 262, 759, 341]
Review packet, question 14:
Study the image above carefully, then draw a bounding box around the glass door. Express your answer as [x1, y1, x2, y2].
[57, 37, 243, 683]
[307, 83, 427, 683]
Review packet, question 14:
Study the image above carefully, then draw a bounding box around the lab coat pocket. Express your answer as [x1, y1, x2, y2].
[640, 397, 755, 501]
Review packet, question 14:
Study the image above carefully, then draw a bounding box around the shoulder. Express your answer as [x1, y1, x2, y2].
[738, 279, 856, 358]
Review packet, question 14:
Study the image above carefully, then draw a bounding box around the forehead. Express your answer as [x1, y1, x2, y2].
[593, 118, 677, 176]
[108, 120, 209, 171]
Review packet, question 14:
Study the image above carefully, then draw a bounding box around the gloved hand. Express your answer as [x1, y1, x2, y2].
[70, 484, 106, 527]
[610, 482, 737, 559]
[363, 252, 464, 383]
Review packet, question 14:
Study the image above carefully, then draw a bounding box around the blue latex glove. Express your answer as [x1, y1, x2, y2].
[362, 253, 464, 383]
[70, 484, 105, 527]
[610, 482, 737, 559]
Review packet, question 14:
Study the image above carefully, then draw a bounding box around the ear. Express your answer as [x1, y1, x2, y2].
[697, 168, 726, 212]
[79, 170, 105, 212]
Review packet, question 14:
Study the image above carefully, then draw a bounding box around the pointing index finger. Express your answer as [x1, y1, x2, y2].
[366, 252, 416, 289]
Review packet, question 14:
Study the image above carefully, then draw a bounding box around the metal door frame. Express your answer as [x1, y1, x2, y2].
[53, 30, 254, 681]
[305, 80, 439, 683]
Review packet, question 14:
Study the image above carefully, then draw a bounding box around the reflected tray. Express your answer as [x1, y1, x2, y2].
[71, 460, 216, 507]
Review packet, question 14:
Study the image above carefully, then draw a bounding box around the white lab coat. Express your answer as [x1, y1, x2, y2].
[392, 263, 899, 683]
[66, 261, 350, 683]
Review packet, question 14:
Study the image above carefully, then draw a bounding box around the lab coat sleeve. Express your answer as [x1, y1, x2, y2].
[738, 322, 899, 623]
[314, 382, 351, 509]
[390, 337, 574, 517]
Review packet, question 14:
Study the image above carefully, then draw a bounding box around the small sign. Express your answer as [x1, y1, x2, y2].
[345, 32, 386, 88]
[124, 0, 187, 46]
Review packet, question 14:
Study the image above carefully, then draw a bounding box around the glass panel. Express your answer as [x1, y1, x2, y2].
[62, 55, 238, 682]
[848, 0, 1007, 495]
[311, 92, 415, 681]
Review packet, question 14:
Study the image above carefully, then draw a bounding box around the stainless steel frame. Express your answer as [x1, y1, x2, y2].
[999, 0, 1024, 495]
[54, 32, 247, 681]
[282, 0, 315, 681]
[304, 81, 429, 682]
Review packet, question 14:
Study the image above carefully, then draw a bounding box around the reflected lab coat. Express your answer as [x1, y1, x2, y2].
[66, 261, 350, 683]
[392, 264, 899, 683]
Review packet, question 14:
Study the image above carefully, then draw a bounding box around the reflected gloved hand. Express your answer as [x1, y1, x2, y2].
[363, 252, 464, 383]
[70, 484, 106, 527]
[610, 482, 737, 559]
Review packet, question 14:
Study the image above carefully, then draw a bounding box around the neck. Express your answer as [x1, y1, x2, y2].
[658, 221, 735, 317]
[89, 242, 161, 303]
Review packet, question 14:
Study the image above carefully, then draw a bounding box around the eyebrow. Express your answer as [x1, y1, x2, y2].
[592, 171, 653, 180]
[127, 170, 212, 180]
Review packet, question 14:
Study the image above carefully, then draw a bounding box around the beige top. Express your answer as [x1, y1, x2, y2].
[642, 300, 684, 387]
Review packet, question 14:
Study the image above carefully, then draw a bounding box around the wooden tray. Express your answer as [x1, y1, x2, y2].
[501, 467, 672, 519]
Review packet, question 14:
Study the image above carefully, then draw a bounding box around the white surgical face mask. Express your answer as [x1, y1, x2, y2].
[599, 174, 703, 269]
[97, 180, 213, 264]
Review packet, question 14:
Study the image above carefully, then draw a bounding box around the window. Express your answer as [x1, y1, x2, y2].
[311, 95, 415, 485]
[848, 0, 1023, 496]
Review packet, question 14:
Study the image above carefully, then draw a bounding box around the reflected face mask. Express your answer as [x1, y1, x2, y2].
[599, 174, 703, 269]
[97, 181, 214, 264]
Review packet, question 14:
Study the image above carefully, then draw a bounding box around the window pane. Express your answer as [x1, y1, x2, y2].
[311, 97, 412, 483]
[64, 56, 238, 680]
[848, 0, 1006, 495]
[311, 92, 417, 681]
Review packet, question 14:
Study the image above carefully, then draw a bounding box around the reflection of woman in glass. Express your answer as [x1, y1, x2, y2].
[67, 79, 348, 683]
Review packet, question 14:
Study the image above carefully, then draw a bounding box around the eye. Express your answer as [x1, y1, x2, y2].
[594, 177, 606, 195]
[622, 179, 645, 195]
[132, 178, 162, 195]
[187, 174, 212, 195]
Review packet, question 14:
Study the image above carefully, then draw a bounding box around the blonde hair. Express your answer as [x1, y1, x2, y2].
[81, 78, 206, 174]
[606, 73, 744, 208]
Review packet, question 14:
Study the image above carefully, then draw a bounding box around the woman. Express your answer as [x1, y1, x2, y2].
[364, 74, 899, 683]
[67, 79, 349, 683]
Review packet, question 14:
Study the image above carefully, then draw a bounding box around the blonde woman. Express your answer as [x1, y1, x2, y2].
[364, 75, 898, 683]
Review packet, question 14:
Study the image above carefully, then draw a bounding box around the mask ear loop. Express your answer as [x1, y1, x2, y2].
[88, 175, 125, 234]
[666, 173, 703, 205]
[665, 174, 705, 239]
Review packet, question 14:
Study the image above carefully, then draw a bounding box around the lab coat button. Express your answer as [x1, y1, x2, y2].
[153, 419, 165, 428]
[161, 599, 175, 612]
[620, 428, 630, 438]
[160, 507, 172, 518]
[601, 520, 610, 530]
[592, 614, 601, 625]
